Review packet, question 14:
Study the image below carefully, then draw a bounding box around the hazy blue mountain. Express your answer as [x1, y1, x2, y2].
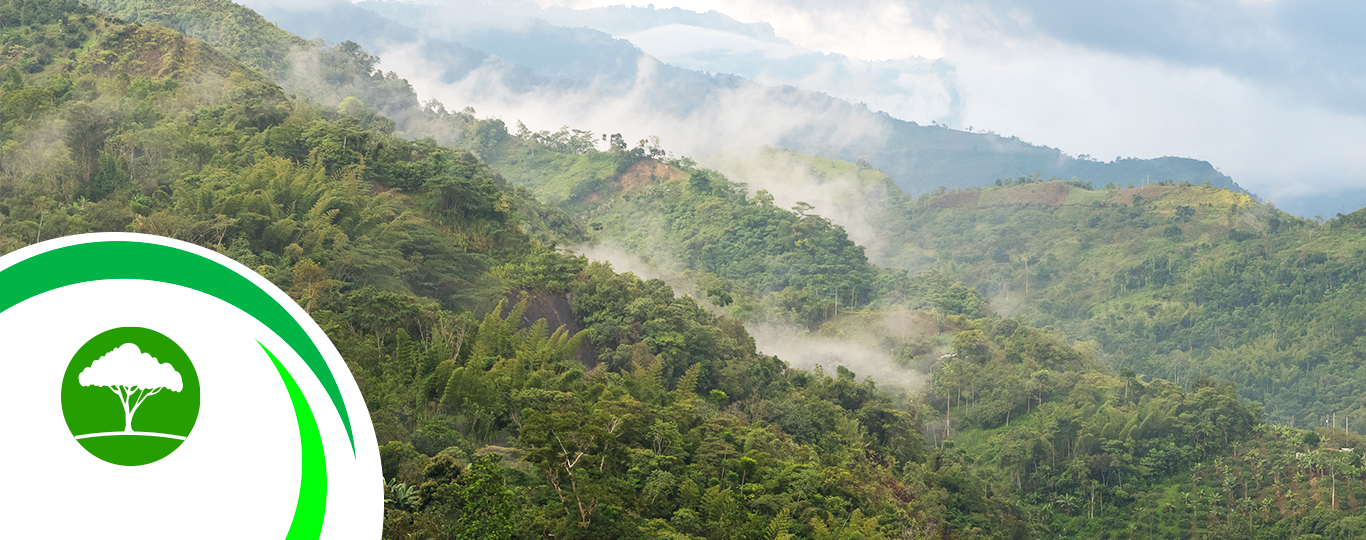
[244, 0, 1246, 197]
[538, 3, 784, 41]
[244, 0, 547, 92]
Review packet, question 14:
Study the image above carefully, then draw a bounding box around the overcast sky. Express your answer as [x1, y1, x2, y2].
[528, 0, 1366, 216]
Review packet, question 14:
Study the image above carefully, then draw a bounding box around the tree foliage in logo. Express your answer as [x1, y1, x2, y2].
[78, 343, 184, 433]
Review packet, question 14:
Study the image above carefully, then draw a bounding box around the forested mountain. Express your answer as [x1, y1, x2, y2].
[486, 125, 1366, 538]
[77, 0, 514, 148]
[0, 1, 1002, 538]
[712, 146, 1366, 434]
[7, 0, 1366, 539]
[873, 179, 1366, 433]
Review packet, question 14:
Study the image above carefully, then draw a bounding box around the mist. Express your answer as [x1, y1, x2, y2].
[700, 146, 898, 266]
[616, 23, 961, 127]
[568, 241, 686, 288]
[748, 322, 925, 392]
[567, 242, 928, 392]
[372, 39, 889, 162]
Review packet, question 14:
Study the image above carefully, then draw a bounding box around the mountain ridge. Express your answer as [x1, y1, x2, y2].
[239, 0, 1251, 202]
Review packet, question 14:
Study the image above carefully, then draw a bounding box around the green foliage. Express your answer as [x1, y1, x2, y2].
[0, 0, 91, 27]
[938, 283, 989, 318]
[1, 11, 994, 536]
[874, 180, 1366, 430]
[83, 0, 305, 77]
[498, 139, 887, 328]
[81, 0, 479, 148]
[22, 2, 1366, 539]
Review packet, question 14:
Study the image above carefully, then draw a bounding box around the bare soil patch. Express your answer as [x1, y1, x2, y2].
[619, 159, 687, 193]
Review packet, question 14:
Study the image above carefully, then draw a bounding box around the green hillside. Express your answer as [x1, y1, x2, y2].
[718, 150, 1366, 435]
[705, 146, 900, 191]
[467, 83, 1366, 540]
[868, 178, 1366, 429]
[10, 0, 1366, 539]
[84, 0, 489, 148]
[0, 1, 1010, 538]
[82, 0, 306, 77]
[673, 150, 1366, 538]
[485, 134, 957, 329]
[473, 119, 1366, 538]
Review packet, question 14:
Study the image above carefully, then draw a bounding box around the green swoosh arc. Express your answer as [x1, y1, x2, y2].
[263, 342, 328, 539]
[0, 240, 357, 453]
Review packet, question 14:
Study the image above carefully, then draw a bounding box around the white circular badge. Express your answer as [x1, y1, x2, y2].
[0, 233, 381, 538]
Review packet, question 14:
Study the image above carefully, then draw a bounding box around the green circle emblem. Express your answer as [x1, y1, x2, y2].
[61, 327, 201, 466]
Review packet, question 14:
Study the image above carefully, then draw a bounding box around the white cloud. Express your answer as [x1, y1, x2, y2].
[532, 0, 950, 61]
[619, 23, 808, 64]
[524, 0, 1366, 212]
[375, 39, 889, 159]
[950, 36, 1366, 203]
[618, 23, 961, 124]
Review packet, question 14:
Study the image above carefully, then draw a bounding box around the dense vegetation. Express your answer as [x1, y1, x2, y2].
[870, 178, 1366, 433]
[0, 2, 1001, 538]
[11, 0, 1366, 538]
[480, 122, 1366, 537]
[82, 0, 491, 148]
[486, 133, 990, 329]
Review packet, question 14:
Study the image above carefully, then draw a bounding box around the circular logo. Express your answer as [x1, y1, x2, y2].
[61, 327, 200, 466]
[1, 234, 381, 537]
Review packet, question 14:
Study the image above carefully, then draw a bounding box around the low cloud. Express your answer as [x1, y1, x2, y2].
[700, 147, 897, 266]
[567, 241, 686, 287]
[566, 242, 927, 391]
[373, 40, 889, 162]
[950, 36, 1366, 207]
[239, 0, 1366, 214]
[619, 24, 961, 126]
[748, 323, 925, 392]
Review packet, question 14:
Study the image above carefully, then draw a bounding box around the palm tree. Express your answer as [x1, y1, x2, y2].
[1056, 494, 1079, 517]
[385, 478, 421, 512]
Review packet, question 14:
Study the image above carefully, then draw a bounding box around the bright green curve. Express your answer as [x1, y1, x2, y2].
[0, 240, 356, 453]
[263, 342, 328, 540]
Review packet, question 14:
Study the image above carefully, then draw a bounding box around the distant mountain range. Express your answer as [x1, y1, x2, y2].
[237, 0, 1247, 198]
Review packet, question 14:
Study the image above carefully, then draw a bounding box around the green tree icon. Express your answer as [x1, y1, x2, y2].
[62, 327, 200, 466]
[78, 344, 184, 433]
